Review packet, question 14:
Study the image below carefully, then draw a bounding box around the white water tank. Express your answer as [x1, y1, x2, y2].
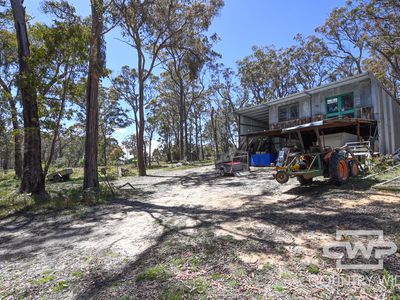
[320, 132, 358, 148]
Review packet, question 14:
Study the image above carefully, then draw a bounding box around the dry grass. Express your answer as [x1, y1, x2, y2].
[1, 164, 399, 299]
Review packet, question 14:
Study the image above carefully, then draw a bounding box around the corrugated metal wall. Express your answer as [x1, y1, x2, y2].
[269, 79, 372, 121]
[246, 74, 400, 154]
[373, 79, 400, 154]
[239, 116, 269, 135]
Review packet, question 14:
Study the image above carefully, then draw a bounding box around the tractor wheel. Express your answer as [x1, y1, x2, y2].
[329, 152, 349, 184]
[349, 160, 360, 177]
[276, 171, 289, 184]
[297, 176, 313, 185]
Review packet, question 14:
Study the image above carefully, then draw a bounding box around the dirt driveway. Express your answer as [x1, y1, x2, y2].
[1, 166, 399, 299]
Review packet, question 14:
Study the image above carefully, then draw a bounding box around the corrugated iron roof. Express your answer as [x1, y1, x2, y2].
[282, 118, 376, 133]
[239, 118, 376, 137]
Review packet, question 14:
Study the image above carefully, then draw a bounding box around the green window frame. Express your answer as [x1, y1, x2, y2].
[325, 93, 355, 118]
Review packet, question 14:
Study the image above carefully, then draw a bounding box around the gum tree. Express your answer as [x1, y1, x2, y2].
[115, 0, 223, 175]
[10, 0, 47, 196]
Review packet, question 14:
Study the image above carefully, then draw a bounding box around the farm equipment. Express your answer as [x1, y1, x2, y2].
[275, 147, 361, 185]
[215, 150, 249, 176]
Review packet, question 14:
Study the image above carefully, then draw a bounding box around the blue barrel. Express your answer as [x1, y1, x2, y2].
[250, 153, 277, 166]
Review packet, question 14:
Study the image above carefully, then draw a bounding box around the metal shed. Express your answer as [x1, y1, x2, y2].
[236, 72, 400, 155]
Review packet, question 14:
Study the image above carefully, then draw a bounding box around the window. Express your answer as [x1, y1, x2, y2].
[278, 107, 288, 122]
[325, 93, 354, 118]
[278, 103, 299, 122]
[326, 98, 338, 114]
[289, 105, 299, 119]
[341, 94, 354, 112]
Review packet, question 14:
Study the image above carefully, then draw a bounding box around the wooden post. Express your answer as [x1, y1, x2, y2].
[296, 130, 305, 152]
[314, 128, 323, 151]
[246, 135, 250, 166]
[357, 121, 361, 142]
[238, 115, 241, 149]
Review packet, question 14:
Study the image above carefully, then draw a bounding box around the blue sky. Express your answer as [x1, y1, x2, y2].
[26, 0, 346, 71]
[25, 0, 346, 144]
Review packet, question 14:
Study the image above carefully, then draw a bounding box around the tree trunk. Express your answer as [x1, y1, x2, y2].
[103, 130, 107, 167]
[11, 0, 46, 196]
[9, 100, 23, 178]
[1, 132, 9, 172]
[210, 107, 219, 157]
[58, 134, 63, 158]
[148, 130, 154, 167]
[137, 77, 146, 176]
[0, 78, 23, 178]
[101, 124, 108, 167]
[184, 103, 188, 161]
[188, 118, 193, 161]
[195, 114, 199, 161]
[143, 140, 147, 167]
[2, 147, 9, 173]
[166, 132, 171, 162]
[199, 117, 204, 161]
[44, 71, 69, 177]
[83, 0, 103, 191]
[178, 81, 185, 161]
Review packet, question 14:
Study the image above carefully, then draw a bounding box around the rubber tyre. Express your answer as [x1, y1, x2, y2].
[349, 160, 360, 177]
[219, 168, 226, 177]
[329, 152, 349, 184]
[297, 176, 313, 185]
[276, 171, 289, 184]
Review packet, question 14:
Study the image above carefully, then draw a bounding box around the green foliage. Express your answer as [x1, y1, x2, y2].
[71, 271, 83, 278]
[370, 156, 397, 173]
[193, 278, 209, 294]
[281, 271, 294, 279]
[109, 146, 125, 164]
[272, 284, 286, 293]
[383, 269, 399, 299]
[136, 265, 170, 282]
[172, 257, 185, 268]
[0, 168, 118, 218]
[237, 46, 298, 104]
[262, 262, 275, 271]
[161, 285, 191, 300]
[53, 280, 68, 292]
[28, 19, 90, 121]
[228, 279, 241, 288]
[98, 86, 130, 166]
[307, 264, 320, 274]
[35, 275, 55, 285]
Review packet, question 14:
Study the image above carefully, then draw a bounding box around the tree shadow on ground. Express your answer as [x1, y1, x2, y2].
[75, 185, 400, 298]
[150, 170, 264, 189]
[283, 177, 380, 197]
[0, 185, 156, 261]
[1, 169, 399, 299]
